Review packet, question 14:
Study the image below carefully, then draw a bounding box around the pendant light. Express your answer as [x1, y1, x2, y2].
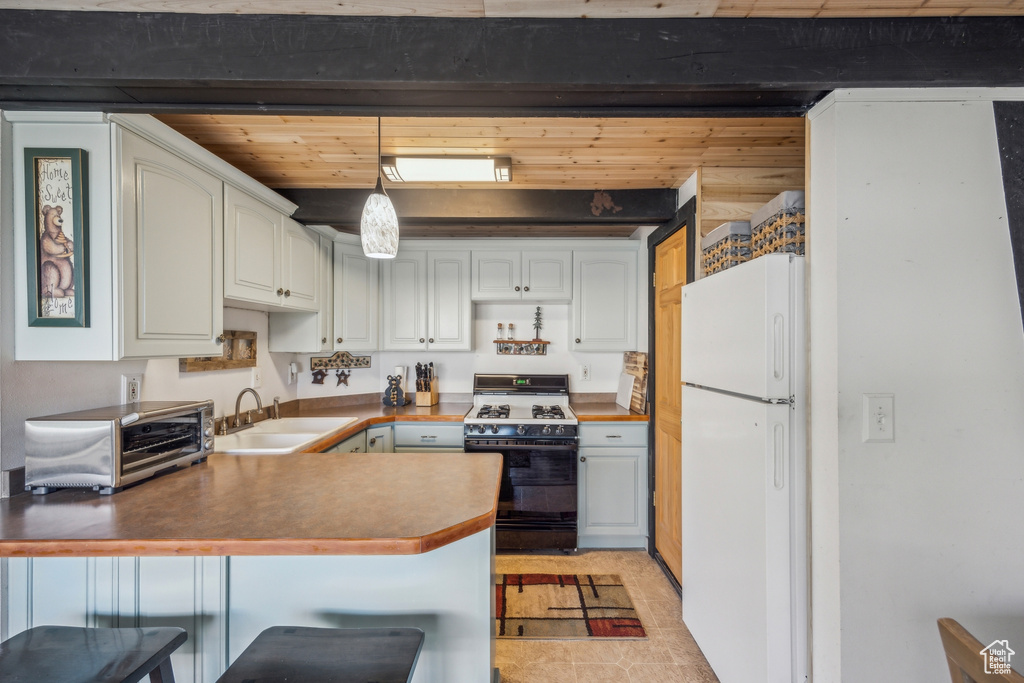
[360, 116, 399, 258]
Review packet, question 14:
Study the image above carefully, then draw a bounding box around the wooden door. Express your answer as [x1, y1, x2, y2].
[654, 228, 688, 583]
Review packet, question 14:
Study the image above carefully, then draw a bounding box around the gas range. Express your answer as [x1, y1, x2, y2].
[463, 373, 579, 551]
[464, 374, 578, 439]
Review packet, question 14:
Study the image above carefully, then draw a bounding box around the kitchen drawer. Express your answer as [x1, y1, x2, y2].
[578, 423, 648, 448]
[393, 423, 464, 449]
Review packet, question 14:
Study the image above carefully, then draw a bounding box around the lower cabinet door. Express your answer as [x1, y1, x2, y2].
[366, 425, 394, 452]
[578, 447, 648, 548]
[324, 431, 367, 453]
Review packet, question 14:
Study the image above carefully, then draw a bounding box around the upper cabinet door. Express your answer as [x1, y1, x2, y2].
[224, 184, 281, 306]
[522, 251, 572, 301]
[381, 251, 427, 350]
[471, 252, 522, 300]
[118, 129, 224, 358]
[280, 218, 319, 312]
[333, 242, 379, 352]
[572, 250, 638, 352]
[428, 250, 472, 351]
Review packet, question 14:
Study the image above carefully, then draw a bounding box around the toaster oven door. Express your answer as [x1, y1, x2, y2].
[120, 413, 206, 477]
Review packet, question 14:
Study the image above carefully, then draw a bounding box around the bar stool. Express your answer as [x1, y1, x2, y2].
[217, 626, 425, 683]
[0, 625, 187, 683]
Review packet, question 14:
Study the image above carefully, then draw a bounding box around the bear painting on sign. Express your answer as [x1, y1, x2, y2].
[26, 149, 88, 327]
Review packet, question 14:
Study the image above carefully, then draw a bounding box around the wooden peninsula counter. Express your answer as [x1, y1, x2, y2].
[0, 452, 501, 683]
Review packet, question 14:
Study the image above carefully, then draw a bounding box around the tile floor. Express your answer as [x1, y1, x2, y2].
[494, 550, 720, 682]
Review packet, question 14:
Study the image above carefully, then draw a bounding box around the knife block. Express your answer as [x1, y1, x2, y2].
[416, 379, 439, 407]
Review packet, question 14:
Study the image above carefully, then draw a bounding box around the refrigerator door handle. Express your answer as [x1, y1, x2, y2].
[772, 423, 786, 490]
[772, 313, 786, 381]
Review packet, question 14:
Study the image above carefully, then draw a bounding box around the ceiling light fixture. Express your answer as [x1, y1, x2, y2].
[360, 117, 399, 259]
[381, 156, 512, 183]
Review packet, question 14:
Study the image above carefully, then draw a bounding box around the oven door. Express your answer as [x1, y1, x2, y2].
[464, 438, 578, 549]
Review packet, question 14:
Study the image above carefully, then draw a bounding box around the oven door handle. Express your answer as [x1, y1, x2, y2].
[464, 442, 577, 452]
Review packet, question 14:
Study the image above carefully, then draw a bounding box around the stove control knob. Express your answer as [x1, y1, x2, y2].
[555, 425, 565, 435]
[491, 425, 499, 434]
[542, 425, 552, 435]
[516, 425, 526, 435]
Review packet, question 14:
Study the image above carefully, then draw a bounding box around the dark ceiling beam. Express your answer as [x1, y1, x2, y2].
[282, 188, 678, 229]
[1, 11, 1023, 114]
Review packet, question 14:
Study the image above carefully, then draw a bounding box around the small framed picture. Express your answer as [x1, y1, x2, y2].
[24, 148, 89, 327]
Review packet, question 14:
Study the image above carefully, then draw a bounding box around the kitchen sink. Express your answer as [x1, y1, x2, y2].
[215, 416, 359, 454]
[248, 417, 358, 434]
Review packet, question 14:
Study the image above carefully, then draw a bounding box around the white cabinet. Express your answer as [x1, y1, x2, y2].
[118, 128, 226, 358]
[268, 234, 334, 353]
[333, 241, 379, 352]
[578, 422, 648, 548]
[471, 250, 572, 301]
[223, 183, 281, 306]
[572, 250, 638, 352]
[224, 189, 318, 312]
[280, 218, 320, 311]
[366, 425, 394, 452]
[381, 250, 471, 351]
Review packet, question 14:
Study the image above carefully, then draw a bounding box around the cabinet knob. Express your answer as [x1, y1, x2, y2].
[337, 337, 343, 343]
[580, 456, 586, 462]
[524, 285, 530, 291]
[428, 338, 434, 344]
[284, 289, 291, 297]
[575, 338, 581, 343]
[277, 288, 284, 296]
[216, 334, 226, 344]
[369, 437, 377, 446]
[419, 338, 426, 343]
[321, 337, 327, 344]
[515, 286, 521, 292]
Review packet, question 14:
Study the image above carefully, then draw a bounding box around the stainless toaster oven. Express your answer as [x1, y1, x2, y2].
[25, 400, 215, 495]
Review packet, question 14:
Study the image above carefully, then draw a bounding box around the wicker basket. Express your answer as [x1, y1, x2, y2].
[750, 190, 805, 258]
[701, 221, 752, 276]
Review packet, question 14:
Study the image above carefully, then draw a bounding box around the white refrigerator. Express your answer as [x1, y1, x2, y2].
[680, 253, 808, 683]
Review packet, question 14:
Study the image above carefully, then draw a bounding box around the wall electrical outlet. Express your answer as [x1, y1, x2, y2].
[251, 367, 263, 388]
[581, 364, 592, 381]
[121, 374, 142, 403]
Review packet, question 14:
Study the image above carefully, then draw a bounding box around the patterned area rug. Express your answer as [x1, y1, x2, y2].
[495, 573, 647, 639]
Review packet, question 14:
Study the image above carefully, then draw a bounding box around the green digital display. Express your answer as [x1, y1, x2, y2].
[515, 379, 527, 384]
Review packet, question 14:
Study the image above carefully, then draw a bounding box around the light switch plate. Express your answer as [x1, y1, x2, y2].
[252, 367, 263, 388]
[863, 393, 895, 443]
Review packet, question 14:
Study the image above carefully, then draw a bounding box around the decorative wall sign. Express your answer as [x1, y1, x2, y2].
[25, 148, 89, 327]
[310, 350, 372, 370]
[495, 340, 549, 355]
[178, 330, 257, 372]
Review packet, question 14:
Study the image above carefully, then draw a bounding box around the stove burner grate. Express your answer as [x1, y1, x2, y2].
[476, 404, 510, 419]
[532, 405, 567, 420]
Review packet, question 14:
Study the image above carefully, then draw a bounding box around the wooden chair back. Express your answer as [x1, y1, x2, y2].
[938, 618, 1024, 683]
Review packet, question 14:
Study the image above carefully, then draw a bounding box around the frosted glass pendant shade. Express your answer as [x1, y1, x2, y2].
[360, 177, 399, 259]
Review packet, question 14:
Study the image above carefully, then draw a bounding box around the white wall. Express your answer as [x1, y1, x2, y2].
[807, 89, 1024, 682]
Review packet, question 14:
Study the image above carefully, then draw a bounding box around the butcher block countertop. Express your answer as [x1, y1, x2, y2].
[0, 452, 501, 558]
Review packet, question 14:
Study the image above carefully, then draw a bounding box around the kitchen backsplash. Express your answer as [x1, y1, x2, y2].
[297, 302, 628, 400]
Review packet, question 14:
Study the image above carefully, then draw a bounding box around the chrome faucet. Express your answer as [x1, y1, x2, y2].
[233, 388, 264, 430]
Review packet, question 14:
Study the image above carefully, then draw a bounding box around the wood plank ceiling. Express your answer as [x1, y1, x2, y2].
[155, 115, 805, 191]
